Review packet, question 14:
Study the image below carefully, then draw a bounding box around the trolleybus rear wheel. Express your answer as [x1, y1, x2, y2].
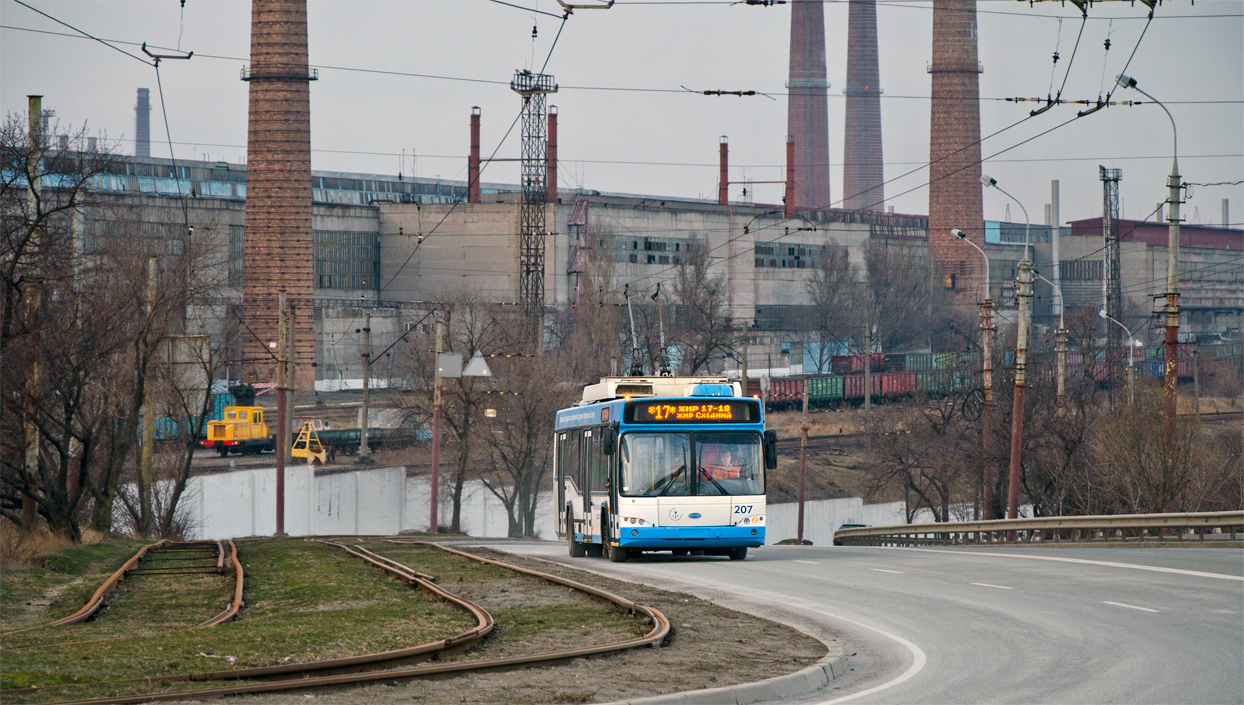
[727, 547, 748, 560]
[567, 510, 587, 558]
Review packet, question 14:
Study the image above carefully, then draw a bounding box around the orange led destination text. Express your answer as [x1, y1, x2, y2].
[644, 403, 738, 422]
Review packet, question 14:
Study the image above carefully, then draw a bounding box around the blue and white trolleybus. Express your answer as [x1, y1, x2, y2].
[555, 376, 777, 562]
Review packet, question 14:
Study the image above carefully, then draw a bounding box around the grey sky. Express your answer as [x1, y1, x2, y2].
[3, 0, 1241, 228]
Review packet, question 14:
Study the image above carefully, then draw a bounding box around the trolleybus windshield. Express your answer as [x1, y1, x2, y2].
[621, 432, 764, 497]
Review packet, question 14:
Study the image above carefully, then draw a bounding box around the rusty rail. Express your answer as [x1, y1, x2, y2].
[46, 540, 169, 627]
[833, 510, 1244, 547]
[195, 540, 245, 629]
[35, 540, 668, 705]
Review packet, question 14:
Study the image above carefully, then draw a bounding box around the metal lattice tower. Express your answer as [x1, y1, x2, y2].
[1100, 166, 1124, 386]
[511, 70, 557, 344]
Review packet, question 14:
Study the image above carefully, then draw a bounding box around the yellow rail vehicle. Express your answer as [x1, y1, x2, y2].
[200, 406, 276, 457]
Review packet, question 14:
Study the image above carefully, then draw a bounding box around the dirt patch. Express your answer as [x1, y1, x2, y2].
[233, 545, 831, 705]
[297, 600, 378, 613]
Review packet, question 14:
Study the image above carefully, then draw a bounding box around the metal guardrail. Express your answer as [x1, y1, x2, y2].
[832, 511, 1244, 547]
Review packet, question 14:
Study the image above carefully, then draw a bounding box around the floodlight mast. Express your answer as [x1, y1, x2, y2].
[954, 227, 995, 520]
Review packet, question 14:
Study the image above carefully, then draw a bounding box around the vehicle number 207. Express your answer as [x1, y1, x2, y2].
[733, 505, 753, 514]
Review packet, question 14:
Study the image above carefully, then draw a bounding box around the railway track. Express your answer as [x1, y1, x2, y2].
[3, 540, 243, 638]
[16, 540, 669, 705]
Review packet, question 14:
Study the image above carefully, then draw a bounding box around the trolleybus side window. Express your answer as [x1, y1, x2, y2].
[586, 429, 607, 493]
[562, 431, 581, 494]
[695, 432, 764, 495]
[621, 433, 690, 497]
[555, 433, 566, 511]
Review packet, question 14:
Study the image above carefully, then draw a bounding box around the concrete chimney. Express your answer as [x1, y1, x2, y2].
[787, 0, 832, 210]
[843, 0, 884, 211]
[240, 0, 316, 389]
[927, 0, 985, 292]
[547, 105, 558, 203]
[135, 88, 151, 158]
[1224, 198, 1230, 227]
[469, 107, 481, 204]
[719, 136, 729, 206]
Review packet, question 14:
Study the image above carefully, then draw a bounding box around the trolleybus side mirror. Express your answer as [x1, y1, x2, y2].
[763, 430, 778, 470]
[602, 423, 618, 456]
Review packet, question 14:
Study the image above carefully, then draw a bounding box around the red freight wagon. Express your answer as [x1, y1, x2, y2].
[881, 371, 916, 397]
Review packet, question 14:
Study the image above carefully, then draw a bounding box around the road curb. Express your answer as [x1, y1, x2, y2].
[604, 652, 845, 705]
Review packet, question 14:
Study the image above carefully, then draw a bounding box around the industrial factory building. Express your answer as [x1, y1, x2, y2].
[72, 153, 1242, 386]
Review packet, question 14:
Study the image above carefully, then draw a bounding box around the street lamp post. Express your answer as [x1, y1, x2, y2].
[953, 228, 995, 520]
[1100, 310, 1138, 405]
[1116, 73, 1180, 447]
[982, 175, 1032, 522]
[1036, 273, 1067, 412]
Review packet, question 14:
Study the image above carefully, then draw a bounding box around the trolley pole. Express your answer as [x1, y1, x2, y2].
[980, 297, 995, 520]
[797, 385, 809, 544]
[430, 321, 444, 533]
[1007, 261, 1033, 521]
[275, 292, 287, 536]
[139, 256, 157, 535]
[360, 311, 372, 460]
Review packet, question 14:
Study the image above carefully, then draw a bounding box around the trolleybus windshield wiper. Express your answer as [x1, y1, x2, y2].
[698, 468, 729, 496]
[652, 463, 686, 496]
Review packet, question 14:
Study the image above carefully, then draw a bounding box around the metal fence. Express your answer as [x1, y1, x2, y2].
[832, 511, 1244, 547]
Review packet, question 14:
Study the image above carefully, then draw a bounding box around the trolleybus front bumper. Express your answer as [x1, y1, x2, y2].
[616, 525, 764, 549]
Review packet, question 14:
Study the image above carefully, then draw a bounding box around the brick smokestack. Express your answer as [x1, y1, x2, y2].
[787, 0, 832, 211]
[928, 0, 985, 291]
[785, 135, 796, 217]
[547, 105, 558, 203]
[135, 88, 151, 158]
[241, 0, 316, 389]
[469, 107, 481, 204]
[719, 136, 729, 205]
[842, 0, 884, 211]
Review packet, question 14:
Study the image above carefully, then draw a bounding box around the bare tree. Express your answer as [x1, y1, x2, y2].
[478, 355, 573, 537]
[804, 243, 859, 372]
[672, 237, 738, 374]
[865, 395, 976, 522]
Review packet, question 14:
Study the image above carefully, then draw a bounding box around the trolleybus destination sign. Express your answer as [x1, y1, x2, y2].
[630, 400, 754, 423]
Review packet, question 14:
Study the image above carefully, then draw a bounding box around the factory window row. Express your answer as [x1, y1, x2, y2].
[1060, 260, 1103, 281]
[754, 241, 825, 269]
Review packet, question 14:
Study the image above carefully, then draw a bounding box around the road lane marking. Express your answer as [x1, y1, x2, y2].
[971, 582, 1015, 590]
[794, 560, 820, 565]
[871, 568, 904, 574]
[810, 607, 926, 705]
[891, 547, 1244, 581]
[1103, 601, 1160, 613]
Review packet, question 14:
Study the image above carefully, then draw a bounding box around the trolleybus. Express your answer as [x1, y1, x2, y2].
[555, 376, 776, 562]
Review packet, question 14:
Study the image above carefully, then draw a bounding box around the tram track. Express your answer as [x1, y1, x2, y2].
[13, 540, 669, 705]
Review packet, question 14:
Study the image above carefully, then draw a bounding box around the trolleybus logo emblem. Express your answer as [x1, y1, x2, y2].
[669, 508, 682, 521]
[689, 512, 702, 519]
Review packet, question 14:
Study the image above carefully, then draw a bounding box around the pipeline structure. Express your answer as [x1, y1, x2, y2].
[12, 540, 669, 705]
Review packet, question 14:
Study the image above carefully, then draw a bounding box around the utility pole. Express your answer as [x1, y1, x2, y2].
[1192, 348, 1200, 423]
[360, 310, 372, 460]
[285, 301, 296, 463]
[1007, 260, 1033, 520]
[139, 256, 157, 535]
[430, 321, 444, 533]
[1162, 161, 1182, 450]
[863, 326, 872, 414]
[740, 323, 749, 396]
[797, 385, 809, 545]
[980, 296, 995, 519]
[21, 95, 42, 527]
[275, 291, 287, 536]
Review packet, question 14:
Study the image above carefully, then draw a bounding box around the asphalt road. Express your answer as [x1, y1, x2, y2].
[485, 542, 1244, 704]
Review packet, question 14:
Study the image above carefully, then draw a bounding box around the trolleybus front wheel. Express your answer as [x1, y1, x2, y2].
[567, 510, 587, 558]
[727, 547, 748, 561]
[604, 517, 628, 562]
